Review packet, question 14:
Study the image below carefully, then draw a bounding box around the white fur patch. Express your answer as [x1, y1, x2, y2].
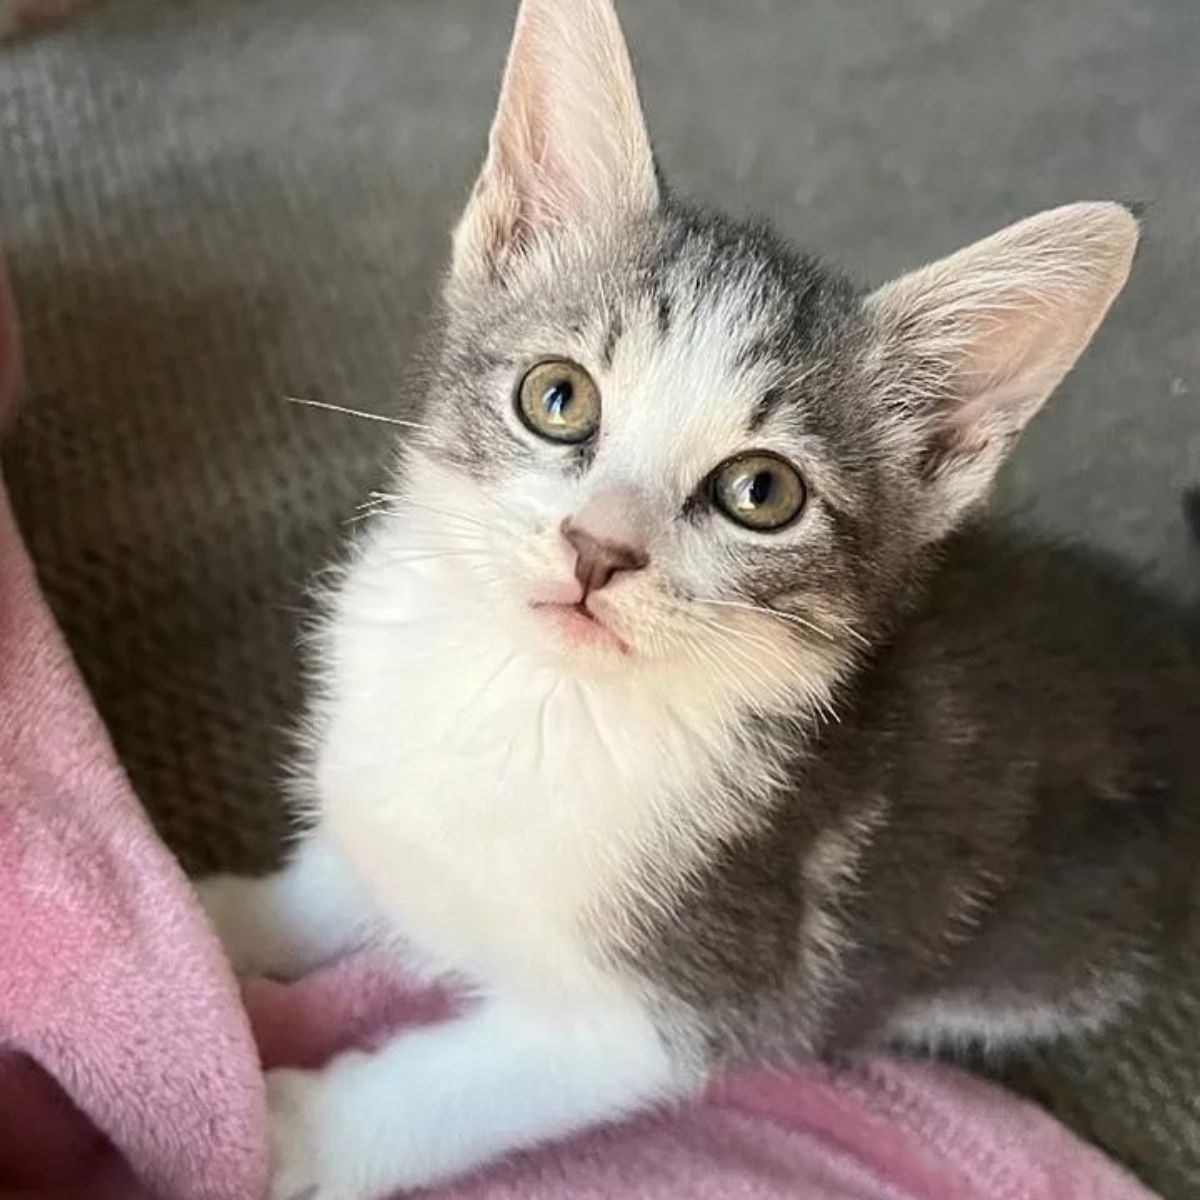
[266, 991, 689, 1199]
[887, 972, 1142, 1056]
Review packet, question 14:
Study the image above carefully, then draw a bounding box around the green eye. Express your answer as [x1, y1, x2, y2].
[516, 359, 601, 444]
[711, 453, 807, 531]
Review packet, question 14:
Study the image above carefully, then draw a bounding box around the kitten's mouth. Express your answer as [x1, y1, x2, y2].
[530, 600, 631, 655]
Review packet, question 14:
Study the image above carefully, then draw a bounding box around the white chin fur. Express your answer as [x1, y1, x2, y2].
[316, 518, 741, 992]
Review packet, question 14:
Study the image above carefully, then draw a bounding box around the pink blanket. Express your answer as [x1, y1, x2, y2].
[0, 250, 1160, 1200]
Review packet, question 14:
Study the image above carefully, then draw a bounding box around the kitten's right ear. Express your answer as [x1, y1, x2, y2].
[451, 0, 659, 284]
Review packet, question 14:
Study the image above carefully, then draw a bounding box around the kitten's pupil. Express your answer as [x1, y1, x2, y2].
[747, 472, 773, 507]
[733, 471, 774, 510]
[543, 380, 573, 422]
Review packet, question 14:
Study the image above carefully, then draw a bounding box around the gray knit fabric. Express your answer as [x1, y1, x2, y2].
[2, 0, 1199, 1194]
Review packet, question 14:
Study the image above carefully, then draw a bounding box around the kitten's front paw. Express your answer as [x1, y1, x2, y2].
[267, 1063, 387, 1200]
[267, 1068, 353, 1200]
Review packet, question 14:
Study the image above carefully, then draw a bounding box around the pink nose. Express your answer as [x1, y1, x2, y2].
[561, 521, 648, 596]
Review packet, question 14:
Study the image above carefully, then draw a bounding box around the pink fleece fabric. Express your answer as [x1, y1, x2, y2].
[0, 249, 1160, 1200]
[0, 252, 266, 1199]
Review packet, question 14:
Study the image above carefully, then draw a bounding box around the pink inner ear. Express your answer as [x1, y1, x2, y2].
[0, 251, 22, 428]
[451, 0, 659, 283]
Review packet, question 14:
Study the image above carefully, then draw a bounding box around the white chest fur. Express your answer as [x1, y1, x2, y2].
[310, 533, 763, 999]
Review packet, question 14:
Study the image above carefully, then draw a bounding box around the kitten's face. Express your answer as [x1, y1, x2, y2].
[374, 0, 1135, 717]
[402, 210, 917, 711]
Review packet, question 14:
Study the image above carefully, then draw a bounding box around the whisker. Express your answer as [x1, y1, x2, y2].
[459, 650, 519, 717]
[285, 395, 432, 433]
[386, 550, 487, 567]
[690, 610, 842, 725]
[394, 499, 519, 544]
[696, 596, 868, 648]
[363, 494, 498, 535]
[696, 596, 824, 636]
[368, 483, 518, 530]
[685, 634, 764, 716]
[818, 613, 872, 649]
[676, 637, 732, 719]
[700, 628, 777, 697]
[693, 610, 788, 660]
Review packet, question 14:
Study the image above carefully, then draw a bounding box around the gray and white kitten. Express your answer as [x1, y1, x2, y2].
[198, 1, 1200, 1197]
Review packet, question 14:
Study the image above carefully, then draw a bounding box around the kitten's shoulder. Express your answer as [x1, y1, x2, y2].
[914, 519, 1195, 662]
[827, 518, 1200, 781]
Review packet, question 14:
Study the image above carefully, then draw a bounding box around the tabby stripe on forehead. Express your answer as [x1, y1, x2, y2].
[747, 387, 785, 433]
[655, 292, 672, 337]
[600, 310, 624, 369]
[452, 345, 515, 380]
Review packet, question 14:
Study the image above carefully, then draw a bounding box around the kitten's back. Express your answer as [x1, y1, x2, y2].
[825, 524, 1200, 1042]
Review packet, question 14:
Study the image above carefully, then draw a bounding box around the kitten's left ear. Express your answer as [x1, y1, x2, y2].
[866, 202, 1139, 536]
[451, 0, 658, 283]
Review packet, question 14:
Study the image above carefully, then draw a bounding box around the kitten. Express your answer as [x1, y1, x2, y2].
[198, 1, 1200, 1197]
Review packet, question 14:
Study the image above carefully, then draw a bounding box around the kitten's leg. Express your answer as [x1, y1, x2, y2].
[196, 829, 378, 978]
[266, 991, 697, 1200]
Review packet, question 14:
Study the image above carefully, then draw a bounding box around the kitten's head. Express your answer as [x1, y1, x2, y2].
[389, 0, 1137, 716]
